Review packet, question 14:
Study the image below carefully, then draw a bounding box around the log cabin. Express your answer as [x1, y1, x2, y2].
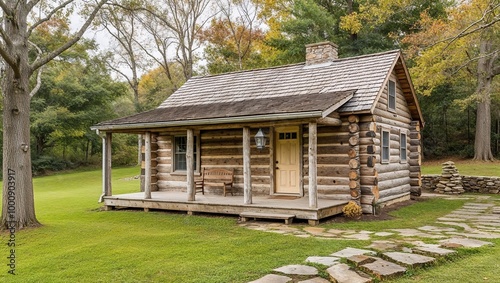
[92, 42, 423, 225]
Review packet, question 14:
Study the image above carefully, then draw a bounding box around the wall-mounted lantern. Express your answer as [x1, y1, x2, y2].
[254, 128, 266, 150]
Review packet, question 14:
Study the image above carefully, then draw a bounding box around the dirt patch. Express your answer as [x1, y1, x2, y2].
[324, 199, 419, 223]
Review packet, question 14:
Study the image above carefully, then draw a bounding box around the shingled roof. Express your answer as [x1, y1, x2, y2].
[94, 49, 422, 131]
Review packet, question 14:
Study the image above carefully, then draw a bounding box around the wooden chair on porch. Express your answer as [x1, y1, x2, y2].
[195, 168, 234, 196]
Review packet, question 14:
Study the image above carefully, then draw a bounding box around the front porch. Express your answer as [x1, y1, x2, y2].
[103, 191, 348, 225]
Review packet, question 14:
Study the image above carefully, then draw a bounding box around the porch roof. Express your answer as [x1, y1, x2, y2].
[93, 90, 354, 131]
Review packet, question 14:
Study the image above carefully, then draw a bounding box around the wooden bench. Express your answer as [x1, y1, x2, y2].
[240, 212, 296, 225]
[195, 168, 234, 196]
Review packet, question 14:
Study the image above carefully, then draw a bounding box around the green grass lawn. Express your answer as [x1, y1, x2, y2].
[0, 166, 499, 282]
[421, 159, 500, 176]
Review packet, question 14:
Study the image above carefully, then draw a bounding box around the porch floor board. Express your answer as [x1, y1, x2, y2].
[103, 191, 348, 222]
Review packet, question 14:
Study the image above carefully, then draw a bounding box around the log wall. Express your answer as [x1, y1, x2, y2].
[359, 70, 419, 212]
[155, 128, 271, 195]
[303, 122, 351, 200]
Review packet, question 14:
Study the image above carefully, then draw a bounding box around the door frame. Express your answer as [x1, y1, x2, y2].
[271, 125, 303, 196]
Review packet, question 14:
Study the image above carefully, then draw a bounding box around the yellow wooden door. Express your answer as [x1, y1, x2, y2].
[275, 127, 300, 194]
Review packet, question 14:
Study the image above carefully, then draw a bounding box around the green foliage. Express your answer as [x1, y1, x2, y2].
[30, 38, 129, 170]
[31, 155, 75, 176]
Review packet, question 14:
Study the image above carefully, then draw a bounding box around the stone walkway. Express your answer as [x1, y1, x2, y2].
[244, 195, 499, 282]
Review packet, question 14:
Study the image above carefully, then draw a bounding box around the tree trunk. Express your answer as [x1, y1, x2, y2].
[1, 65, 41, 229]
[0, 4, 40, 229]
[473, 39, 494, 161]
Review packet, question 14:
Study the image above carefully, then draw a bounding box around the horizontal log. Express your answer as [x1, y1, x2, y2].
[348, 115, 359, 123]
[349, 170, 359, 180]
[348, 148, 358, 158]
[377, 192, 411, 204]
[348, 136, 359, 146]
[317, 117, 343, 126]
[360, 185, 379, 199]
[376, 163, 411, 174]
[360, 176, 378, 186]
[359, 122, 377, 132]
[361, 204, 373, 214]
[379, 178, 411, 193]
[360, 167, 378, 176]
[349, 180, 360, 189]
[409, 171, 421, 179]
[408, 159, 421, 166]
[349, 159, 360, 169]
[410, 178, 422, 186]
[361, 195, 376, 205]
[409, 145, 421, 153]
[317, 185, 350, 195]
[378, 184, 411, 199]
[373, 115, 412, 129]
[378, 170, 409, 182]
[410, 186, 421, 196]
[349, 123, 360, 133]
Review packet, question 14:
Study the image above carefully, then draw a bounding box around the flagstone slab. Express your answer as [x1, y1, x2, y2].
[373, 232, 394, 237]
[360, 258, 406, 280]
[383, 252, 435, 267]
[439, 238, 494, 248]
[418, 225, 457, 232]
[305, 256, 340, 266]
[331, 247, 376, 258]
[248, 274, 292, 283]
[298, 277, 330, 283]
[347, 254, 377, 266]
[327, 263, 372, 283]
[273, 265, 318, 276]
[445, 232, 500, 239]
[412, 245, 456, 257]
[342, 233, 371, 240]
[367, 240, 400, 252]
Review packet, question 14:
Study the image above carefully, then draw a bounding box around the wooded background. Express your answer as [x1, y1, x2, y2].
[2, 0, 498, 175]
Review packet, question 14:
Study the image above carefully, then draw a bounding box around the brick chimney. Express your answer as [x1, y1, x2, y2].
[305, 42, 338, 66]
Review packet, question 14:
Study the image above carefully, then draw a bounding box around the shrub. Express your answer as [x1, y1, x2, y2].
[342, 201, 362, 219]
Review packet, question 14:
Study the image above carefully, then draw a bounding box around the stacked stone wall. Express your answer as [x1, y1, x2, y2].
[422, 175, 500, 194]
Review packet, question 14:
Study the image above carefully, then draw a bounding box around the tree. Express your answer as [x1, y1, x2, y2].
[201, 0, 267, 74]
[404, 0, 500, 161]
[0, 0, 107, 230]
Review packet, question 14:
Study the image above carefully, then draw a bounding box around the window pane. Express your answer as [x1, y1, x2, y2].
[382, 131, 390, 162]
[389, 80, 396, 110]
[174, 136, 197, 171]
[400, 133, 407, 161]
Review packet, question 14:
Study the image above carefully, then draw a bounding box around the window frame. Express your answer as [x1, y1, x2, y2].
[381, 130, 390, 164]
[388, 80, 396, 112]
[172, 134, 200, 173]
[400, 132, 407, 163]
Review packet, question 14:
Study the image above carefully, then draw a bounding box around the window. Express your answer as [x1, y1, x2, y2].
[400, 133, 407, 162]
[388, 80, 396, 111]
[173, 136, 197, 171]
[382, 130, 390, 163]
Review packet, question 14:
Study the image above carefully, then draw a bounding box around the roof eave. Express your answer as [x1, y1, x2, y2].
[91, 111, 324, 132]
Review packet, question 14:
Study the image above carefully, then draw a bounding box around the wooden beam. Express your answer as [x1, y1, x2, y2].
[317, 117, 342, 126]
[187, 129, 195, 201]
[269, 127, 275, 194]
[308, 122, 318, 208]
[104, 132, 112, 197]
[243, 127, 252, 204]
[144, 131, 152, 199]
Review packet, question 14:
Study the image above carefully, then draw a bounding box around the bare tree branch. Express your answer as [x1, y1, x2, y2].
[31, 0, 108, 72]
[0, 0, 12, 15]
[27, 0, 42, 11]
[438, 2, 500, 51]
[28, 0, 76, 37]
[28, 41, 44, 97]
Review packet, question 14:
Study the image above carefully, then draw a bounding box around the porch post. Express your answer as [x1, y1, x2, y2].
[144, 131, 152, 199]
[243, 126, 252, 204]
[186, 129, 195, 201]
[103, 132, 112, 198]
[308, 122, 318, 208]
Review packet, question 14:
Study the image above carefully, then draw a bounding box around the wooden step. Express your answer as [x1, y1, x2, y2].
[240, 212, 295, 224]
